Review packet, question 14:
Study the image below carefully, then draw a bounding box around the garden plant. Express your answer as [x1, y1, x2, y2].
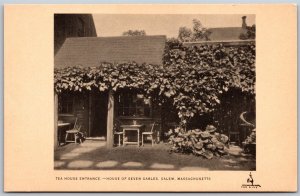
[54, 39, 255, 158]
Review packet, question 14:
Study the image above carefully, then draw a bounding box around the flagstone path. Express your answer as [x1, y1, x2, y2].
[54, 140, 255, 170]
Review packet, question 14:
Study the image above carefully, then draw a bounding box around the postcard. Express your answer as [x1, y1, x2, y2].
[4, 4, 297, 192]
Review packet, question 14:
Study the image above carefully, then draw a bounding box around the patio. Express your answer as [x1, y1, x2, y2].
[54, 140, 255, 170]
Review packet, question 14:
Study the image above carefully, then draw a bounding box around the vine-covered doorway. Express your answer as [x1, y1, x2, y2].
[90, 91, 108, 138]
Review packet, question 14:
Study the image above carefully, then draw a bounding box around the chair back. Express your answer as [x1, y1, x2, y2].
[74, 124, 81, 131]
[114, 118, 123, 126]
[72, 118, 82, 131]
[73, 118, 78, 129]
[114, 118, 123, 132]
[150, 122, 156, 133]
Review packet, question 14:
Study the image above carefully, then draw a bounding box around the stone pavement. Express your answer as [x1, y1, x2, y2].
[54, 140, 255, 170]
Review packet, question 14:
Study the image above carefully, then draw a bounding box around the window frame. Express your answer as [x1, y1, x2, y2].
[116, 92, 152, 118]
[58, 94, 75, 115]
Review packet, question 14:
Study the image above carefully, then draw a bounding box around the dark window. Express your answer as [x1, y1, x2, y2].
[77, 17, 85, 37]
[59, 94, 74, 114]
[117, 93, 151, 117]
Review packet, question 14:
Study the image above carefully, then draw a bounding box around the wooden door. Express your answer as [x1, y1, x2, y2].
[90, 92, 108, 137]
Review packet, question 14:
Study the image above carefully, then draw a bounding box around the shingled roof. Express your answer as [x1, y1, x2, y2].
[55, 35, 166, 68]
[207, 27, 247, 41]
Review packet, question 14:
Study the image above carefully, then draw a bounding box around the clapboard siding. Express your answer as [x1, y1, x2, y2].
[58, 92, 89, 134]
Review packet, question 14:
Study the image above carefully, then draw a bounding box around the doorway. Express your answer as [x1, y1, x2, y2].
[90, 91, 108, 138]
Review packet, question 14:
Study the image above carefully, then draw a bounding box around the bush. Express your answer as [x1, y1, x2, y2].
[243, 130, 256, 155]
[244, 130, 256, 144]
[166, 126, 229, 159]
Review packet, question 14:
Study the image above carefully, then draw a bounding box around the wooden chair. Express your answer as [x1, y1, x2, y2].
[113, 119, 123, 146]
[142, 122, 156, 146]
[65, 118, 82, 144]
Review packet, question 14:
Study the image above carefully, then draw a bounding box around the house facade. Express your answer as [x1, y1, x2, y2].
[54, 14, 97, 55]
[54, 15, 255, 148]
[207, 16, 255, 41]
[54, 36, 167, 147]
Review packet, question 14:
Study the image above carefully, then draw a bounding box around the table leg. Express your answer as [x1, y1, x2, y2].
[123, 129, 125, 146]
[138, 129, 140, 147]
[57, 128, 60, 146]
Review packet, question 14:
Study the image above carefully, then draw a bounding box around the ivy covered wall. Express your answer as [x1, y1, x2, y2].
[54, 39, 255, 137]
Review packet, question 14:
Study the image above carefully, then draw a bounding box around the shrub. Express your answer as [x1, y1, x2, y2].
[166, 126, 229, 159]
[242, 129, 256, 155]
[244, 130, 256, 144]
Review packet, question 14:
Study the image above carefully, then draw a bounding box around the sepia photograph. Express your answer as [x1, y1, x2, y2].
[54, 14, 256, 171]
[4, 4, 297, 192]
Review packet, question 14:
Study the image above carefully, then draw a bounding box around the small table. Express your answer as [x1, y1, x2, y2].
[121, 124, 145, 146]
[58, 122, 71, 127]
[57, 122, 70, 146]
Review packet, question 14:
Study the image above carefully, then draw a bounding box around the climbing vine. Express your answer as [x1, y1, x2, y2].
[54, 39, 255, 128]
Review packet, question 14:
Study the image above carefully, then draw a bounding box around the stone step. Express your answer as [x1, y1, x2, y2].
[85, 137, 106, 141]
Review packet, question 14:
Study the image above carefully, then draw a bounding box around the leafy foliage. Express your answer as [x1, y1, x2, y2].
[166, 127, 229, 159]
[244, 130, 256, 144]
[243, 130, 256, 154]
[177, 19, 211, 42]
[178, 27, 193, 42]
[239, 25, 256, 40]
[54, 39, 255, 128]
[192, 19, 211, 41]
[163, 39, 255, 125]
[211, 89, 255, 137]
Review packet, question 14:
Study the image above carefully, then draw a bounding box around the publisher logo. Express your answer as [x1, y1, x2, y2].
[241, 172, 261, 189]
